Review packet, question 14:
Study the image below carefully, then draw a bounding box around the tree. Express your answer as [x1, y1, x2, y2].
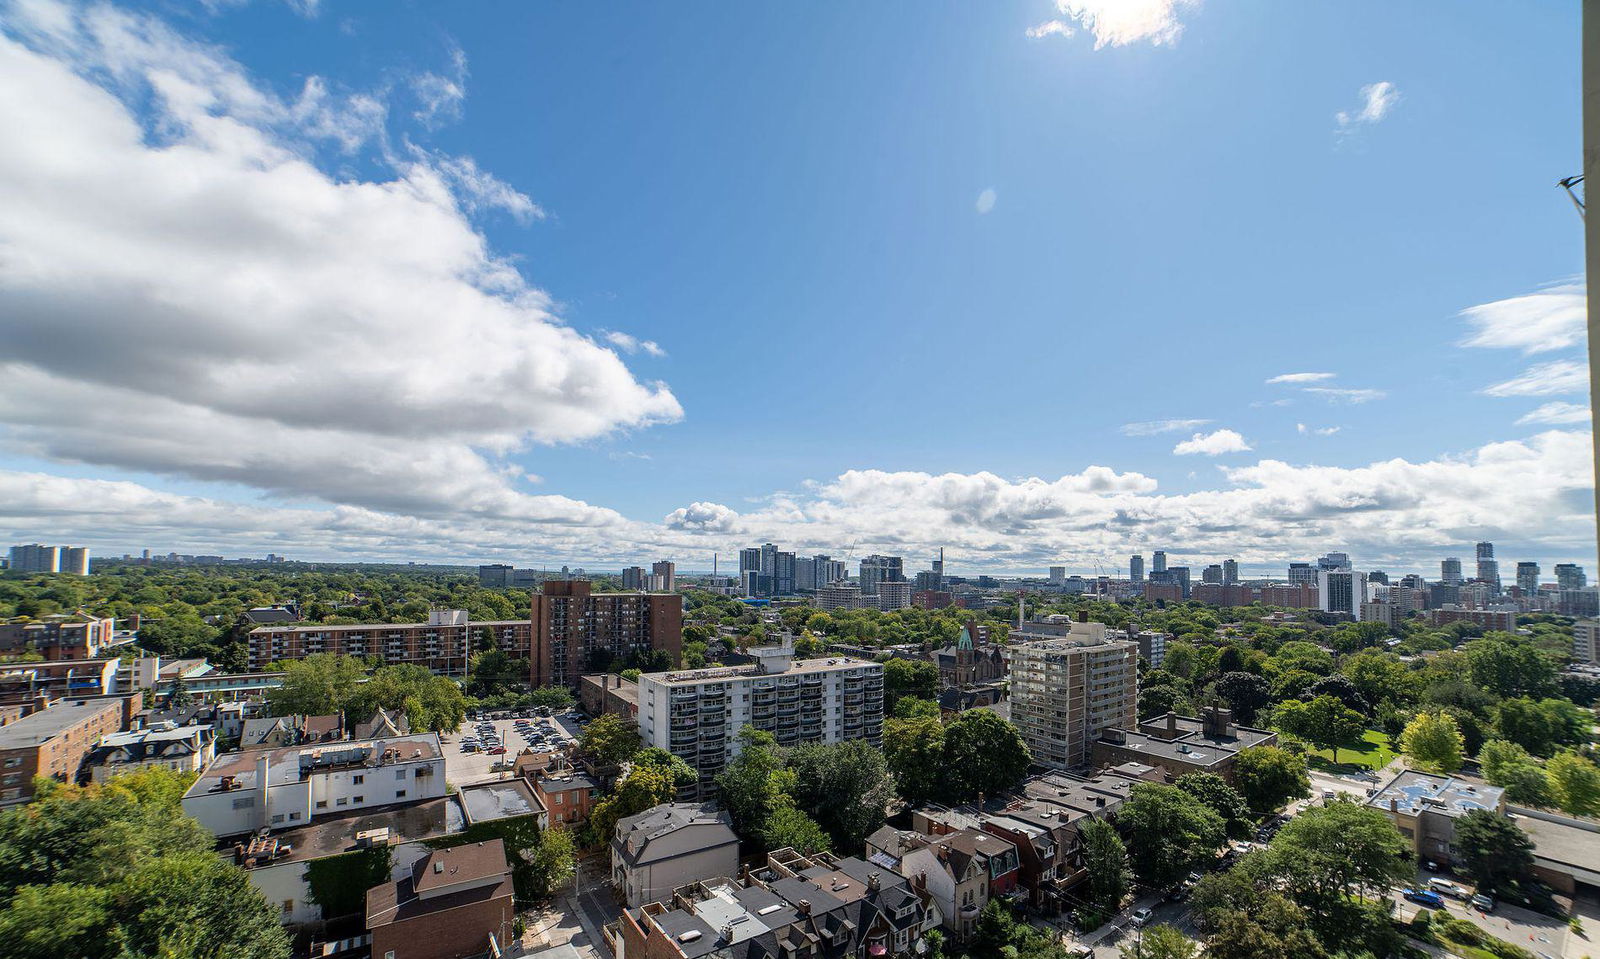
[883, 715, 945, 806]
[1118, 784, 1226, 887]
[1301, 675, 1370, 714]
[577, 714, 643, 768]
[467, 648, 527, 697]
[1080, 816, 1129, 919]
[528, 686, 576, 711]
[892, 696, 941, 719]
[717, 727, 797, 850]
[1479, 739, 1553, 806]
[1261, 800, 1410, 926]
[1400, 710, 1464, 773]
[786, 740, 895, 851]
[1546, 750, 1600, 816]
[267, 653, 365, 716]
[1121, 925, 1198, 959]
[1272, 695, 1365, 763]
[1176, 773, 1254, 840]
[1453, 809, 1534, 895]
[1464, 637, 1558, 699]
[167, 675, 193, 709]
[345, 663, 467, 732]
[1213, 672, 1271, 725]
[939, 710, 1030, 802]
[883, 658, 938, 707]
[1495, 697, 1588, 757]
[762, 800, 831, 854]
[525, 827, 576, 899]
[590, 765, 680, 843]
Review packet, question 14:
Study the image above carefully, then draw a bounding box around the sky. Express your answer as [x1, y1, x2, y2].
[0, 0, 1593, 578]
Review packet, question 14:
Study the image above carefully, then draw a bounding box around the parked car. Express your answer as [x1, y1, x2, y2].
[1130, 907, 1153, 928]
[488, 746, 507, 755]
[1428, 878, 1469, 900]
[1470, 894, 1495, 912]
[1402, 888, 1446, 910]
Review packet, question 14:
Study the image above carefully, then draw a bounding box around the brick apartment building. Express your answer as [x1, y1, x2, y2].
[366, 840, 516, 959]
[0, 659, 122, 711]
[531, 581, 683, 688]
[0, 615, 117, 660]
[471, 620, 533, 658]
[248, 610, 472, 674]
[0, 695, 133, 806]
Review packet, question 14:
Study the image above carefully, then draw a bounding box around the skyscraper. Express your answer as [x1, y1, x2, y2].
[1129, 555, 1145, 583]
[1222, 559, 1239, 585]
[1318, 569, 1368, 619]
[651, 560, 676, 592]
[1441, 558, 1463, 585]
[858, 555, 905, 596]
[1476, 542, 1500, 590]
[1318, 552, 1351, 571]
[1049, 566, 1067, 586]
[1557, 564, 1588, 590]
[58, 547, 89, 576]
[1201, 564, 1223, 585]
[1152, 551, 1168, 574]
[621, 566, 647, 589]
[1288, 562, 1316, 586]
[1516, 562, 1540, 595]
[8, 544, 59, 573]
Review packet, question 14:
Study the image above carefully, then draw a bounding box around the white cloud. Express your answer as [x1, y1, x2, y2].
[1303, 387, 1387, 404]
[976, 188, 997, 214]
[411, 46, 466, 127]
[1484, 360, 1588, 398]
[1173, 429, 1252, 456]
[1336, 81, 1400, 132]
[1029, 0, 1200, 49]
[1267, 372, 1336, 384]
[0, 0, 679, 524]
[1297, 423, 1342, 436]
[1121, 418, 1211, 436]
[1459, 284, 1586, 355]
[604, 331, 666, 357]
[1517, 402, 1590, 426]
[663, 501, 741, 533]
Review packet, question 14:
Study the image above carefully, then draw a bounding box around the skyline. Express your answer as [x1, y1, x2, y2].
[0, 0, 1594, 573]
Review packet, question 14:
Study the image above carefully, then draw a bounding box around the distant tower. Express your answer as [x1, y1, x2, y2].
[1222, 559, 1239, 585]
[1152, 551, 1168, 574]
[1476, 542, 1500, 590]
[1441, 558, 1462, 585]
[1129, 555, 1145, 583]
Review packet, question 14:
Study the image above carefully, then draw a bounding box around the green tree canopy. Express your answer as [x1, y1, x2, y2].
[577, 714, 643, 768]
[1232, 746, 1309, 813]
[1400, 710, 1465, 773]
[785, 740, 895, 851]
[1175, 772, 1254, 840]
[1546, 750, 1600, 816]
[938, 710, 1031, 803]
[1118, 783, 1227, 887]
[1453, 809, 1534, 896]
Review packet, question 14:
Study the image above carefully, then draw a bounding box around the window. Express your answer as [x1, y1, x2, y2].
[353, 774, 364, 785]
[385, 952, 396, 959]
[271, 814, 285, 824]
[396, 789, 406, 799]
[396, 769, 406, 780]
[353, 795, 364, 803]
[336, 797, 348, 807]
[232, 797, 255, 809]
[316, 800, 328, 809]
[553, 793, 563, 804]
[289, 812, 300, 821]
[282, 900, 293, 915]
[3, 758, 20, 768]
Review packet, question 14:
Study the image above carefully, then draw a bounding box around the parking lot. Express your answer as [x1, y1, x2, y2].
[441, 711, 587, 788]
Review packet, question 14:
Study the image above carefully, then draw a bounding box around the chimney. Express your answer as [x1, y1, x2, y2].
[868, 872, 881, 893]
[1164, 711, 1178, 740]
[796, 899, 811, 915]
[1078, 610, 1088, 624]
[1390, 798, 1399, 813]
[254, 754, 271, 830]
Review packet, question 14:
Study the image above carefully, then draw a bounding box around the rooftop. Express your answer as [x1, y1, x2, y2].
[0, 698, 121, 750]
[1515, 812, 1600, 874]
[237, 795, 465, 866]
[186, 733, 442, 794]
[367, 838, 511, 929]
[644, 657, 882, 686]
[459, 780, 543, 824]
[1367, 770, 1504, 818]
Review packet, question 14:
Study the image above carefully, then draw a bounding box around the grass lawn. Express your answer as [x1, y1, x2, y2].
[1302, 728, 1397, 773]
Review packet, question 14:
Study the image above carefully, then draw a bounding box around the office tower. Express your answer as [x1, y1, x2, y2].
[8, 544, 59, 574]
[1516, 562, 1540, 595]
[479, 564, 513, 588]
[57, 547, 89, 576]
[1441, 558, 1462, 585]
[1288, 562, 1316, 586]
[1574, 621, 1600, 664]
[796, 556, 817, 591]
[1557, 564, 1588, 590]
[1318, 552, 1351, 571]
[1367, 570, 1389, 586]
[1318, 569, 1368, 619]
[1049, 566, 1067, 586]
[651, 561, 676, 593]
[529, 580, 683, 687]
[1129, 555, 1145, 583]
[773, 551, 796, 595]
[1400, 574, 1426, 590]
[1007, 617, 1138, 769]
[637, 646, 883, 798]
[621, 566, 647, 590]
[859, 555, 905, 596]
[1202, 565, 1223, 585]
[1475, 542, 1500, 590]
[1222, 559, 1239, 585]
[1152, 551, 1168, 573]
[739, 547, 762, 581]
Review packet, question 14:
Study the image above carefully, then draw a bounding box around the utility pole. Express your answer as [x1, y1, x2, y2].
[1586, 0, 1600, 565]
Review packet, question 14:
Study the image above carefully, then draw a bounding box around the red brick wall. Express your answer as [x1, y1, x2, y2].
[369, 891, 515, 959]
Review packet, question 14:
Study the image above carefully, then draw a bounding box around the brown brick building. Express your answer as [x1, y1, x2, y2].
[366, 840, 515, 959]
[530, 581, 682, 688]
[248, 610, 472, 674]
[0, 615, 117, 661]
[0, 696, 131, 806]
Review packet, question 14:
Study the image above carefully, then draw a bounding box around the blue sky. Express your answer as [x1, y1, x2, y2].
[0, 0, 1592, 576]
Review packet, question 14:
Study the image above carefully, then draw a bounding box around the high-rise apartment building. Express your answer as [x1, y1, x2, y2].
[1201, 564, 1223, 585]
[858, 555, 906, 596]
[58, 547, 89, 576]
[621, 566, 647, 590]
[1152, 551, 1168, 574]
[8, 544, 59, 574]
[1476, 542, 1500, 590]
[1222, 559, 1239, 585]
[1318, 552, 1351, 571]
[1007, 616, 1138, 769]
[651, 561, 676, 593]
[1318, 569, 1368, 620]
[1574, 621, 1600, 665]
[1558, 564, 1588, 590]
[249, 610, 472, 674]
[1441, 558, 1463, 585]
[1288, 562, 1317, 586]
[530, 580, 683, 688]
[875, 581, 914, 611]
[1048, 566, 1067, 586]
[637, 646, 884, 798]
[1516, 562, 1540, 595]
[1129, 555, 1145, 583]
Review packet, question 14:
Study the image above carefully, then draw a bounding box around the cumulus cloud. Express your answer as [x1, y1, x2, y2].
[0, 0, 679, 525]
[1336, 81, 1400, 132]
[1303, 387, 1386, 404]
[976, 188, 997, 214]
[1297, 423, 1342, 436]
[1121, 418, 1211, 436]
[1483, 360, 1588, 398]
[1173, 429, 1252, 456]
[1267, 372, 1336, 384]
[663, 501, 741, 533]
[1517, 402, 1590, 426]
[1028, 0, 1200, 49]
[1459, 284, 1586, 355]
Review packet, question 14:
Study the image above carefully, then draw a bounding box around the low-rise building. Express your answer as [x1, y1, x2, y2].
[182, 733, 448, 838]
[0, 696, 130, 805]
[84, 723, 216, 782]
[866, 826, 1018, 939]
[0, 614, 118, 660]
[1093, 708, 1275, 784]
[0, 658, 121, 709]
[580, 672, 641, 719]
[366, 839, 516, 959]
[613, 802, 741, 909]
[1427, 605, 1517, 632]
[1365, 770, 1505, 867]
[532, 766, 600, 827]
[932, 625, 1006, 687]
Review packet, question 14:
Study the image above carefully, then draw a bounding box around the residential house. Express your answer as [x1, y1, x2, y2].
[84, 723, 216, 782]
[613, 802, 741, 909]
[366, 839, 516, 959]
